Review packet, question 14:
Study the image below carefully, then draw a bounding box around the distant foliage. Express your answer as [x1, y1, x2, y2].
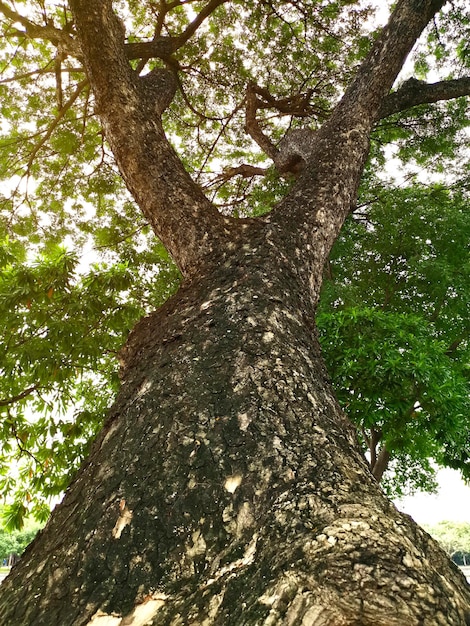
[424, 521, 470, 566]
[0, 506, 42, 561]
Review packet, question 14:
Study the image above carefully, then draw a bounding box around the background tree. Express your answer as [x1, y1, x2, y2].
[424, 521, 470, 566]
[0, 1, 470, 624]
[0, 505, 41, 564]
[318, 183, 470, 495]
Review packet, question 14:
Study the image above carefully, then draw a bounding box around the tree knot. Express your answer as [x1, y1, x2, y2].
[277, 128, 317, 173]
[140, 67, 178, 116]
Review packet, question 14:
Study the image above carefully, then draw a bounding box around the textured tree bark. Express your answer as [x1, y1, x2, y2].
[1, 232, 470, 625]
[1, 0, 470, 624]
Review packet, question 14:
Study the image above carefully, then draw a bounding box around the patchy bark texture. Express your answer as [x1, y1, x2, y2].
[1, 235, 470, 625]
[1, 0, 470, 624]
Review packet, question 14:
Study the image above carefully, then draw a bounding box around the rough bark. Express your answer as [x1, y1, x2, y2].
[1, 235, 470, 625]
[1, 0, 470, 624]
[379, 76, 470, 118]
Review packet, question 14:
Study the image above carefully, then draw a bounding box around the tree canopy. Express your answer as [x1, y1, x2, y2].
[0, 0, 469, 523]
[318, 183, 470, 496]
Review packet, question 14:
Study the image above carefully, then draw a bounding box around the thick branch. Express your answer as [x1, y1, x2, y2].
[248, 83, 326, 119]
[124, 38, 176, 61]
[0, 0, 33, 30]
[0, 4, 175, 65]
[446, 334, 468, 355]
[331, 0, 448, 128]
[371, 445, 391, 482]
[0, 1, 81, 58]
[269, 0, 450, 291]
[379, 76, 470, 118]
[126, 0, 230, 60]
[205, 164, 269, 187]
[368, 427, 383, 472]
[69, 0, 229, 276]
[174, 0, 229, 49]
[0, 1, 226, 65]
[245, 83, 280, 162]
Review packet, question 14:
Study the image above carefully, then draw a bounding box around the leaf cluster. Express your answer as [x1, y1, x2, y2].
[0, 218, 179, 525]
[318, 183, 470, 496]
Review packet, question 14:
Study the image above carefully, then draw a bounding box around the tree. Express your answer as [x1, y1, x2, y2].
[0, 1, 469, 515]
[0, 0, 470, 624]
[424, 522, 470, 566]
[318, 184, 470, 495]
[0, 506, 41, 563]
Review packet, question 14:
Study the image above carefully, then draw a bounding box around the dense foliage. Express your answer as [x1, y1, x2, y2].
[0, 0, 469, 525]
[424, 521, 470, 566]
[318, 183, 470, 495]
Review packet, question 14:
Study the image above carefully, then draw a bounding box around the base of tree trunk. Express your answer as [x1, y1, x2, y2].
[1, 260, 469, 626]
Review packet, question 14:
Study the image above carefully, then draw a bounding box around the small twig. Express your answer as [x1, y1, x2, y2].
[446, 335, 467, 355]
[195, 101, 243, 181]
[0, 61, 54, 84]
[9, 417, 44, 468]
[0, 385, 39, 407]
[26, 78, 88, 171]
[175, 71, 229, 122]
[94, 222, 149, 250]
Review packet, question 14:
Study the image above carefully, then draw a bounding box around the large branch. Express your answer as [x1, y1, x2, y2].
[0, 0, 174, 65]
[244, 83, 280, 162]
[269, 0, 449, 286]
[379, 76, 470, 118]
[173, 0, 229, 48]
[125, 38, 177, 61]
[254, 75, 470, 176]
[69, 0, 228, 276]
[331, 0, 448, 129]
[0, 2, 227, 66]
[0, 1, 81, 58]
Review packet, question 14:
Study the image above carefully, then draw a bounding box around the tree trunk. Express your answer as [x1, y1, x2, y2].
[1, 229, 469, 625]
[1, 0, 470, 623]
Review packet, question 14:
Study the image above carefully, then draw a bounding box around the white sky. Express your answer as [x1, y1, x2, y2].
[394, 469, 470, 526]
